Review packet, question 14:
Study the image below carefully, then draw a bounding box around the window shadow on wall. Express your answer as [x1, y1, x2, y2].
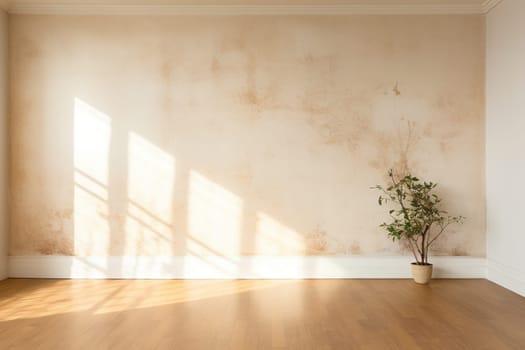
[71, 96, 328, 277]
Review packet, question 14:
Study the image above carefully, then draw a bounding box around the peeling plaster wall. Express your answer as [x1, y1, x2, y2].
[9, 15, 486, 258]
[0, 10, 8, 278]
[486, 0, 525, 295]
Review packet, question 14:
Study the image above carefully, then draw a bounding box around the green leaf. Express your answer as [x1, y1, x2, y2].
[371, 170, 464, 249]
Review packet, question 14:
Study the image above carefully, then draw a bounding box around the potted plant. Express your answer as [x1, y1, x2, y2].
[372, 170, 464, 284]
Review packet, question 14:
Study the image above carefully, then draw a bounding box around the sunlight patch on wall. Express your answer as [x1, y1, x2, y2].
[125, 132, 176, 255]
[187, 170, 243, 255]
[256, 211, 305, 254]
[73, 98, 111, 255]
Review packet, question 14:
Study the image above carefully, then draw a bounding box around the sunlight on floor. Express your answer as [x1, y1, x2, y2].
[0, 280, 294, 320]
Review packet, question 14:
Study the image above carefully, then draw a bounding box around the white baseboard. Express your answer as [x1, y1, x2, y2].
[8, 255, 486, 279]
[487, 259, 525, 297]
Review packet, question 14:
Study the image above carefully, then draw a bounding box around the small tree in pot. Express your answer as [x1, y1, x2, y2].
[372, 170, 464, 284]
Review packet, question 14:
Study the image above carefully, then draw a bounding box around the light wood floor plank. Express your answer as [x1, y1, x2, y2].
[0, 279, 524, 349]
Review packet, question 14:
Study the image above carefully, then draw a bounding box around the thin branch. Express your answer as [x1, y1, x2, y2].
[406, 238, 420, 264]
[426, 222, 451, 249]
[412, 236, 423, 261]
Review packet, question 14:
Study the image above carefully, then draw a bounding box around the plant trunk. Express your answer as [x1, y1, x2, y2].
[420, 233, 426, 265]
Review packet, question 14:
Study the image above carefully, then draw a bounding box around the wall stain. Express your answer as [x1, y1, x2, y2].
[368, 132, 394, 170]
[365, 118, 421, 182]
[36, 237, 74, 256]
[305, 226, 329, 255]
[396, 120, 419, 175]
[450, 246, 468, 256]
[433, 95, 456, 113]
[238, 53, 289, 116]
[349, 241, 362, 255]
[27, 209, 75, 256]
[240, 89, 259, 106]
[239, 53, 260, 116]
[386, 120, 421, 178]
[392, 82, 401, 96]
[304, 98, 373, 153]
[9, 16, 485, 258]
[297, 53, 339, 74]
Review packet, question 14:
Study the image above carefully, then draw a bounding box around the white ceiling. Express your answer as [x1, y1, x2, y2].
[0, 0, 501, 15]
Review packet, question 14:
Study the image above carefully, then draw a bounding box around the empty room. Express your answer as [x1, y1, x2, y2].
[0, 0, 524, 349]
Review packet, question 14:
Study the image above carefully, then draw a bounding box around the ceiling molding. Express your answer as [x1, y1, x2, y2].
[482, 0, 504, 14]
[7, 2, 491, 16]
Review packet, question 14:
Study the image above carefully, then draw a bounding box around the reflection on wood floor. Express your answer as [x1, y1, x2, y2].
[0, 279, 524, 349]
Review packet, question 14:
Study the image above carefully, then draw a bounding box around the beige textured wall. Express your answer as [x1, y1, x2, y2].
[0, 9, 7, 277]
[9, 15, 485, 257]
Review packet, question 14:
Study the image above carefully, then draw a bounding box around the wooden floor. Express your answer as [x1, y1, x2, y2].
[0, 279, 524, 349]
